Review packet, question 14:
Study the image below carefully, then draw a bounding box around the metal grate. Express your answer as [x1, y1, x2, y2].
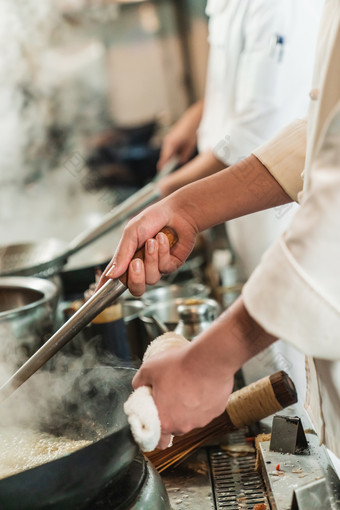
[209, 431, 269, 510]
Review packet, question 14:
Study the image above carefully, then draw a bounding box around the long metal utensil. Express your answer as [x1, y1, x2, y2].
[0, 227, 178, 401]
[66, 155, 179, 258]
[0, 156, 178, 277]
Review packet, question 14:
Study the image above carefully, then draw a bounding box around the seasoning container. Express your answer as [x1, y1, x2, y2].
[174, 298, 221, 340]
[84, 284, 131, 361]
[91, 301, 131, 361]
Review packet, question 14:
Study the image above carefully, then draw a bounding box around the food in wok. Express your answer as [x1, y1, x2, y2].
[0, 427, 92, 479]
[0, 365, 138, 510]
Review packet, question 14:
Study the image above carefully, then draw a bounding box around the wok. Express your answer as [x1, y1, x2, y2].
[0, 366, 139, 510]
[0, 184, 157, 279]
[0, 157, 178, 278]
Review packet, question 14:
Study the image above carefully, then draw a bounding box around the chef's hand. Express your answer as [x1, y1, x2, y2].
[97, 196, 199, 296]
[158, 128, 196, 172]
[132, 342, 234, 448]
[157, 101, 203, 171]
[132, 295, 277, 449]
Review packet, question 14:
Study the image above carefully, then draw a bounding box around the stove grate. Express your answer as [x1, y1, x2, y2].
[209, 431, 269, 510]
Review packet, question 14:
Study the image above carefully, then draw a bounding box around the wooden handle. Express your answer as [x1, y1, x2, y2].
[145, 371, 297, 472]
[119, 226, 178, 287]
[225, 370, 297, 429]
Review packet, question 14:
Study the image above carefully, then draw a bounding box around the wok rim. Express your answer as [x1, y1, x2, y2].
[0, 420, 134, 485]
[0, 239, 69, 277]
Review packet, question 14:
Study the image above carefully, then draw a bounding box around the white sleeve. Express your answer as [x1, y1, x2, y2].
[243, 104, 340, 360]
[213, 0, 308, 165]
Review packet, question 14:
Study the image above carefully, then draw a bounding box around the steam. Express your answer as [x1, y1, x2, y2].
[0, 0, 137, 455]
[0, 0, 114, 247]
[0, 0, 59, 183]
[0, 331, 136, 439]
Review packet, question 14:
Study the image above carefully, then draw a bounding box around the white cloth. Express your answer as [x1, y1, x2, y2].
[143, 331, 189, 361]
[123, 386, 161, 452]
[243, 0, 340, 459]
[123, 333, 189, 452]
[197, 0, 322, 278]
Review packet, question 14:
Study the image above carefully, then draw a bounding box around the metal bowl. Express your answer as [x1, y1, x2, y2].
[142, 282, 210, 306]
[0, 277, 59, 366]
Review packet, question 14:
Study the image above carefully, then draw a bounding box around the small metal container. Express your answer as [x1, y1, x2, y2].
[0, 277, 59, 366]
[140, 297, 220, 342]
[175, 299, 221, 340]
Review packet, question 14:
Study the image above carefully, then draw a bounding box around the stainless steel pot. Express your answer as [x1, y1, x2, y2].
[0, 277, 59, 366]
[140, 297, 220, 342]
[141, 281, 210, 306]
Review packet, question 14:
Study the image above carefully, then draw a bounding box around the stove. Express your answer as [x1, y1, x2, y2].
[162, 414, 340, 510]
[87, 454, 170, 510]
[161, 429, 268, 510]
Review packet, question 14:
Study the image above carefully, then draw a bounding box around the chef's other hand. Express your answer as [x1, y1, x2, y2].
[157, 101, 203, 171]
[97, 197, 199, 296]
[158, 128, 196, 172]
[132, 343, 234, 446]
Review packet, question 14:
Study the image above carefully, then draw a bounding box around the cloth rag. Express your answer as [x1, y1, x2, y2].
[123, 332, 189, 452]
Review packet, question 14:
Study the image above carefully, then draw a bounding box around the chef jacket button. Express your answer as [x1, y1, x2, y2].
[309, 88, 319, 100]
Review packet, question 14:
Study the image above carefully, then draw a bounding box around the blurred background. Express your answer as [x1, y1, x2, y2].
[0, 0, 209, 263]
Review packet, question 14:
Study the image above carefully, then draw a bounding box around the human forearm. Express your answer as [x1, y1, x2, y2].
[99, 153, 292, 294]
[180, 99, 204, 130]
[188, 296, 277, 379]
[173, 153, 292, 233]
[158, 100, 204, 169]
[159, 150, 225, 197]
[132, 296, 277, 437]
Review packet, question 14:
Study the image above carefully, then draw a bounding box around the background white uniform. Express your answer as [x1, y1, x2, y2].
[197, 0, 322, 278]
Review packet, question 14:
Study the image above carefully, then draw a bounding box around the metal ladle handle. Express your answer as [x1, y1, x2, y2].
[67, 156, 179, 257]
[67, 183, 159, 256]
[0, 227, 178, 402]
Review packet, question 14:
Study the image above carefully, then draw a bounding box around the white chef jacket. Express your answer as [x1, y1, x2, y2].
[243, 0, 340, 460]
[197, 0, 321, 278]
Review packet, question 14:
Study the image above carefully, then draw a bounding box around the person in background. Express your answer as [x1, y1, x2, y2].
[157, 0, 321, 279]
[98, 0, 340, 472]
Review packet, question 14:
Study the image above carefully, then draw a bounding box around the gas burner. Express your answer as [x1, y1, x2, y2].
[90, 454, 170, 510]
